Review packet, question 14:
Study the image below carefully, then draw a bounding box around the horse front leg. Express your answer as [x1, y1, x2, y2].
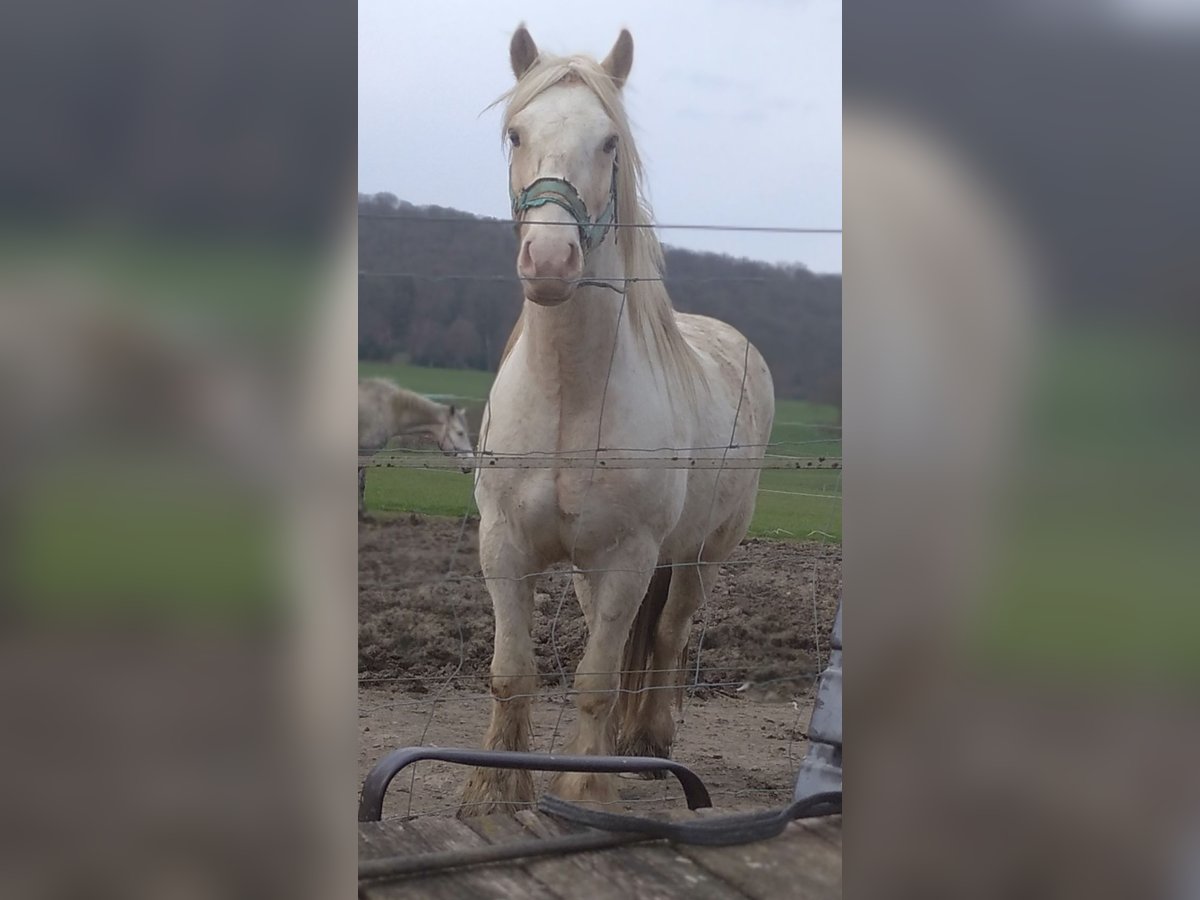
[572, 570, 596, 632]
[551, 543, 657, 807]
[459, 530, 537, 817]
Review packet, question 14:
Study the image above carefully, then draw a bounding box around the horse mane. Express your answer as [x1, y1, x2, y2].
[494, 53, 698, 390]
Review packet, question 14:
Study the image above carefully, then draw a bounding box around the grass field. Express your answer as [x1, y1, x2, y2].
[360, 361, 842, 542]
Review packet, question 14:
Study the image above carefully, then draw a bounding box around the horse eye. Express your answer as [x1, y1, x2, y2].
[507, 128, 521, 147]
[602, 134, 618, 153]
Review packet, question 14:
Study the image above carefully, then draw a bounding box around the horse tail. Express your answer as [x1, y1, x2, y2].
[619, 566, 673, 724]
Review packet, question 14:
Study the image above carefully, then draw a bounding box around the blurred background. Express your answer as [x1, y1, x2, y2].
[0, 0, 355, 896]
[2, 0, 1198, 896]
[845, 2, 1200, 897]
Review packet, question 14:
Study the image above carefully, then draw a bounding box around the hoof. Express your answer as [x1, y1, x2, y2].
[617, 734, 672, 778]
[458, 766, 533, 818]
[548, 771, 619, 808]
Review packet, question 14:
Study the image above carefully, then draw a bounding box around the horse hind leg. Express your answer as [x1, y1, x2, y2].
[551, 545, 657, 807]
[614, 565, 672, 757]
[617, 561, 716, 766]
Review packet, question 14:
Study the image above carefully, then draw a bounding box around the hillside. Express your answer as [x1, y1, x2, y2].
[358, 194, 841, 404]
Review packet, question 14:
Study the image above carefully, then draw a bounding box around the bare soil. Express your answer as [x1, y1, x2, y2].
[358, 514, 840, 816]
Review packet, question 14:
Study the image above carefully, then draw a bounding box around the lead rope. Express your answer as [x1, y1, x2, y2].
[574, 278, 625, 295]
[537, 789, 841, 847]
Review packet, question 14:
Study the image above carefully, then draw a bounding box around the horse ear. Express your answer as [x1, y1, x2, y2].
[448, 404, 458, 416]
[510, 24, 539, 80]
[601, 29, 633, 88]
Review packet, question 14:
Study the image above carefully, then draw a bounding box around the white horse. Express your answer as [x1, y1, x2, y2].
[357, 377, 472, 518]
[461, 26, 775, 813]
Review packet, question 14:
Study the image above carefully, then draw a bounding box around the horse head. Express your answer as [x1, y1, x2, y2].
[436, 404, 474, 473]
[505, 26, 633, 305]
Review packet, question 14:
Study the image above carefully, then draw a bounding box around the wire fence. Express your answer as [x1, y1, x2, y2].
[362, 454, 840, 470]
[360, 272, 775, 285]
[357, 212, 842, 235]
[357, 211, 841, 819]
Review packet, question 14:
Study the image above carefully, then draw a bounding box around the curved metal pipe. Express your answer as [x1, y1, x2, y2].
[358, 747, 714, 821]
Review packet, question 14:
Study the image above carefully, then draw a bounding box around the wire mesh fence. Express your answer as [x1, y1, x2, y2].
[357, 212, 841, 819]
[356, 212, 842, 234]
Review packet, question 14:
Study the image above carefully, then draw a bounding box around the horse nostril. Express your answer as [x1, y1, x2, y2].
[519, 239, 534, 272]
[565, 242, 580, 271]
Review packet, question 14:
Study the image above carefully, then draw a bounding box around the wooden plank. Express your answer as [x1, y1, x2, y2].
[468, 814, 638, 900]
[515, 809, 592, 840]
[359, 821, 416, 861]
[465, 812, 650, 900]
[358, 826, 381, 860]
[801, 815, 843, 850]
[674, 820, 841, 900]
[463, 812, 545, 843]
[359, 816, 561, 900]
[362, 812, 841, 900]
[520, 811, 752, 900]
[359, 819, 446, 900]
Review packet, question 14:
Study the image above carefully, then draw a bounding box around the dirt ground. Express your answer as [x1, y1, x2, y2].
[359, 514, 841, 816]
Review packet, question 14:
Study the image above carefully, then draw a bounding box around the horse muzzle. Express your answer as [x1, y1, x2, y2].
[510, 161, 618, 306]
[518, 232, 581, 305]
[520, 277, 578, 306]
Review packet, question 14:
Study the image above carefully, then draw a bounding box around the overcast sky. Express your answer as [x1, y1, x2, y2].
[359, 0, 841, 273]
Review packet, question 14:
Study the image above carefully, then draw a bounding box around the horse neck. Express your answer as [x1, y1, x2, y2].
[390, 391, 445, 435]
[520, 241, 633, 397]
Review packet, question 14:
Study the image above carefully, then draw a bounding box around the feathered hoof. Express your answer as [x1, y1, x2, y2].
[548, 771, 620, 807]
[617, 734, 672, 777]
[458, 766, 534, 818]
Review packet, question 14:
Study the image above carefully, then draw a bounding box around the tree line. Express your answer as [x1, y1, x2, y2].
[359, 193, 841, 405]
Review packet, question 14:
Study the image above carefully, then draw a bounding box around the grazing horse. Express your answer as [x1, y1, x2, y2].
[461, 26, 775, 814]
[357, 377, 472, 518]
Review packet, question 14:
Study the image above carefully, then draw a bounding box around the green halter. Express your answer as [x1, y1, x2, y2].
[509, 157, 619, 256]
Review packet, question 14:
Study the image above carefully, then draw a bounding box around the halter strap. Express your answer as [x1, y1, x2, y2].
[509, 157, 619, 256]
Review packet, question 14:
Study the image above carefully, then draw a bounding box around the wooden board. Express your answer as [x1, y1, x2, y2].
[360, 811, 841, 899]
[675, 818, 843, 900]
[505, 810, 747, 900]
[360, 816, 559, 900]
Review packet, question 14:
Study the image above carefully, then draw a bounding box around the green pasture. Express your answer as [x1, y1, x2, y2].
[13, 463, 280, 619]
[360, 361, 842, 543]
[971, 328, 1200, 681]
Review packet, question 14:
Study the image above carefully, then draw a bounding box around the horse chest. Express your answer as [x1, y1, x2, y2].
[478, 464, 666, 559]
[479, 350, 685, 551]
[478, 469, 609, 528]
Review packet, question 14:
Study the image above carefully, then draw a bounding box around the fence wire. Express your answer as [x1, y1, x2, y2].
[357, 212, 841, 234]
[360, 675, 819, 714]
[361, 455, 841, 471]
[358, 211, 841, 817]
[360, 440, 840, 816]
[360, 271, 775, 285]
